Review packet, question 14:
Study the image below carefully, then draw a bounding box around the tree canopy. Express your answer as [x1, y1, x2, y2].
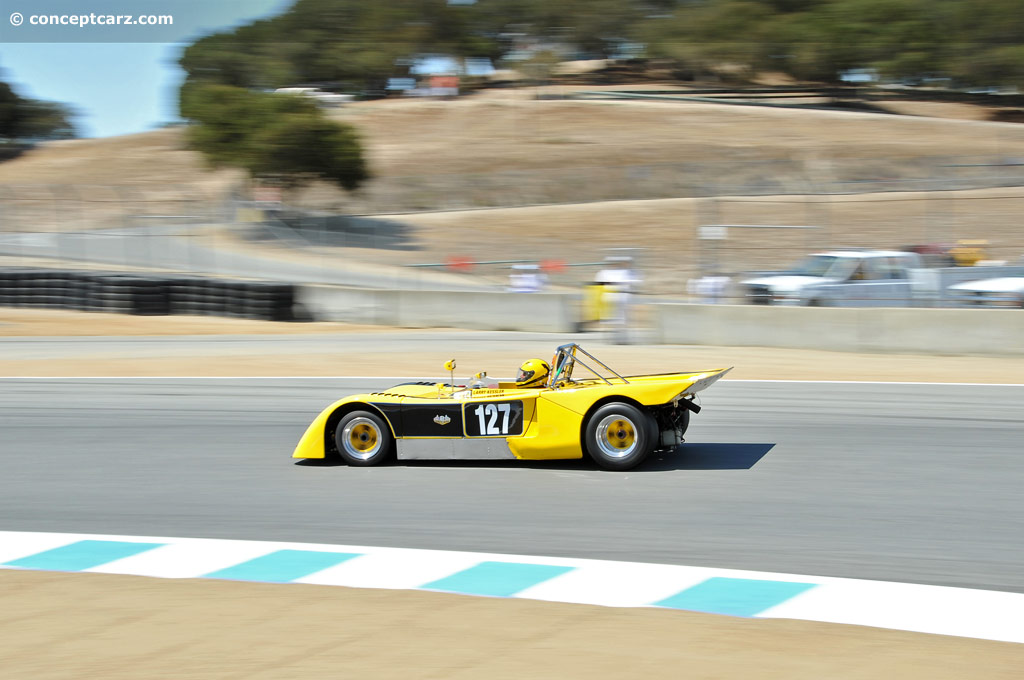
[635, 0, 1024, 87]
[0, 80, 77, 143]
[176, 1, 1024, 187]
[178, 0, 1024, 91]
[181, 83, 368, 190]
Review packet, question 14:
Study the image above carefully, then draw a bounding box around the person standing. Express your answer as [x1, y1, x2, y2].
[595, 256, 639, 343]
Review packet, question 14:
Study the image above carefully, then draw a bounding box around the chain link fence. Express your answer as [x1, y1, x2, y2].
[693, 189, 1024, 282]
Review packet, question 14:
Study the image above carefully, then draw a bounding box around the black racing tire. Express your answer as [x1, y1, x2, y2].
[334, 410, 393, 466]
[584, 402, 657, 471]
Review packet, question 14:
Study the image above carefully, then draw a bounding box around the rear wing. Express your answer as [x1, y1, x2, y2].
[681, 367, 733, 397]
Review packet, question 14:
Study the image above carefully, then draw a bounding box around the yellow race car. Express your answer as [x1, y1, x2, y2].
[293, 343, 732, 471]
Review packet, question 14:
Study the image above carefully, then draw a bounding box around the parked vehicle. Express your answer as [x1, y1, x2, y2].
[947, 256, 1024, 308]
[741, 250, 924, 307]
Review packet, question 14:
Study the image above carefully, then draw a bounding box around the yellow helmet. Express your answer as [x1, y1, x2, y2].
[515, 358, 550, 388]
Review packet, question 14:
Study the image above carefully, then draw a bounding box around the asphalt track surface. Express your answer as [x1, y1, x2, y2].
[2, 378, 1022, 594]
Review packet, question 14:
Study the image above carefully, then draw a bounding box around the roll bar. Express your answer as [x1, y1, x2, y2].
[548, 343, 630, 388]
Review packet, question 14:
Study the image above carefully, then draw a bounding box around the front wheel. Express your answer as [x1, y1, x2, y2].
[334, 410, 393, 466]
[585, 403, 657, 471]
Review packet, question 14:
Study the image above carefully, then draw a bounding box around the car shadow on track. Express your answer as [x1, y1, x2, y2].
[647, 442, 776, 471]
[294, 443, 775, 472]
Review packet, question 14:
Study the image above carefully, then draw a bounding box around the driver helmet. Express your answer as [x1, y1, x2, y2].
[515, 358, 550, 388]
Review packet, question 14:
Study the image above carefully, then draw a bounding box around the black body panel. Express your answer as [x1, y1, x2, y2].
[396, 403, 463, 437]
[369, 402, 404, 436]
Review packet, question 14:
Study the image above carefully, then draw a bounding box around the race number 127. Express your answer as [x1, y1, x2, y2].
[473, 403, 511, 435]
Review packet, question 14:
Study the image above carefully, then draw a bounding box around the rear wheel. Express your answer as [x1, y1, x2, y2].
[585, 403, 656, 471]
[334, 410, 393, 466]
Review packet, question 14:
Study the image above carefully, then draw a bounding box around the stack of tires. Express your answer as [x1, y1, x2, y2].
[0, 268, 304, 321]
[166, 277, 207, 316]
[87, 274, 172, 315]
[244, 282, 297, 321]
[0, 269, 76, 309]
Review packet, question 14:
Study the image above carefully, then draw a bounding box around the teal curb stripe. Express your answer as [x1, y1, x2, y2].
[3, 540, 165, 572]
[422, 561, 575, 597]
[202, 549, 361, 583]
[655, 577, 817, 617]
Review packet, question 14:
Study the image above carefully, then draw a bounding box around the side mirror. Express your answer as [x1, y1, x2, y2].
[443, 359, 456, 392]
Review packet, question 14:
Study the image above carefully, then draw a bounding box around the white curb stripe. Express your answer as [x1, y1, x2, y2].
[1, 531, 1022, 643]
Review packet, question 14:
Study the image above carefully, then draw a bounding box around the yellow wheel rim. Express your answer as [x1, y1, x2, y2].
[603, 419, 635, 449]
[598, 417, 637, 457]
[340, 417, 384, 461]
[349, 423, 378, 452]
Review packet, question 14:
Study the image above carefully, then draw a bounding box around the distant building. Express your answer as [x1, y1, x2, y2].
[273, 87, 354, 107]
[839, 69, 879, 84]
[404, 54, 496, 96]
[386, 78, 417, 93]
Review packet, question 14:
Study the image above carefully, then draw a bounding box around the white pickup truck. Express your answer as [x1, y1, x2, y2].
[741, 250, 925, 306]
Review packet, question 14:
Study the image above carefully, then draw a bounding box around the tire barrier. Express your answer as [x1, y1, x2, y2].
[0, 268, 305, 321]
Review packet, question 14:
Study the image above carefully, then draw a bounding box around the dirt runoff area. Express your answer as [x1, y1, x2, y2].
[2, 308, 1024, 382]
[1, 570, 1020, 680]
[2, 308, 1023, 678]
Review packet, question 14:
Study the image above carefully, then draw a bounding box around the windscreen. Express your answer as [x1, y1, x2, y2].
[787, 255, 837, 277]
[786, 255, 856, 279]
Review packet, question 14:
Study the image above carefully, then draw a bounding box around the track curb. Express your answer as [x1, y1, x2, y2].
[2, 531, 1021, 643]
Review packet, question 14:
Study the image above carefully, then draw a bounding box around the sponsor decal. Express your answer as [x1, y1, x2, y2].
[433, 415, 451, 425]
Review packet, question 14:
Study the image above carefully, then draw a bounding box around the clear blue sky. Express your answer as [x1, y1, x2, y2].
[0, 0, 291, 138]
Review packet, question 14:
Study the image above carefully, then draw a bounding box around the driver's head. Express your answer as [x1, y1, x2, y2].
[515, 358, 550, 388]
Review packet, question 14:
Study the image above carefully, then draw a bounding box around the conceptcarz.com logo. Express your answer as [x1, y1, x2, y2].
[8, 11, 174, 29]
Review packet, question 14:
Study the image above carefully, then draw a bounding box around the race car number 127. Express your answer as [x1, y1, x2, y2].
[466, 401, 524, 437]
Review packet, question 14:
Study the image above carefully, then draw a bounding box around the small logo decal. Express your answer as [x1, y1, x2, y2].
[433, 415, 451, 425]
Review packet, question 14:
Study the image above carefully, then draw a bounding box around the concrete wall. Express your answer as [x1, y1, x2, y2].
[301, 285, 1023, 355]
[652, 303, 1024, 355]
[300, 285, 578, 333]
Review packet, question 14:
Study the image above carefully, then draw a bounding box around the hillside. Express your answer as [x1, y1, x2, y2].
[2, 86, 1023, 292]
[3, 86, 1020, 193]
